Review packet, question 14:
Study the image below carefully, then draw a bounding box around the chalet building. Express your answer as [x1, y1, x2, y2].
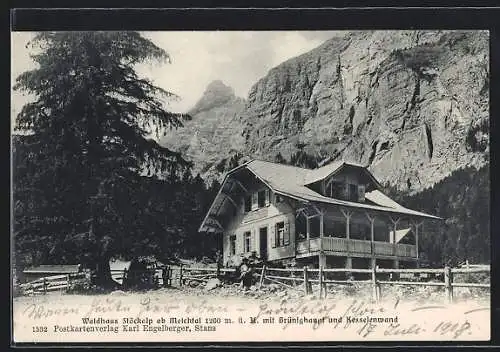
[199, 159, 442, 269]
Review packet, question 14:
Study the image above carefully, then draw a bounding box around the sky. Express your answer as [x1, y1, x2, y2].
[11, 31, 340, 125]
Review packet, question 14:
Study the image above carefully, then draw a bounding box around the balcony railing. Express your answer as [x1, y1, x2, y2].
[296, 237, 416, 258]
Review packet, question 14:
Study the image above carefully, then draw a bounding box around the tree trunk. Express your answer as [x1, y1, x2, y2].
[94, 255, 118, 289]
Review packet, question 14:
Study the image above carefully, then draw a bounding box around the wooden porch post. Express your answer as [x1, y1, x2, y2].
[345, 257, 352, 269]
[346, 215, 350, 240]
[415, 222, 420, 260]
[319, 253, 327, 268]
[341, 209, 352, 240]
[319, 210, 324, 252]
[366, 212, 375, 263]
[389, 216, 400, 256]
[411, 219, 423, 268]
[320, 211, 324, 237]
[306, 216, 310, 252]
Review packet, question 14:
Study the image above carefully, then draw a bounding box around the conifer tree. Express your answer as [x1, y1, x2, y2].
[13, 32, 191, 286]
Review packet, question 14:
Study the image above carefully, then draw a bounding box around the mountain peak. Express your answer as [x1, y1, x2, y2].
[189, 80, 237, 115]
[205, 79, 234, 95]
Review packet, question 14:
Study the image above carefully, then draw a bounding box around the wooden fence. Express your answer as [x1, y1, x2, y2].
[20, 272, 89, 295]
[165, 264, 490, 304]
[254, 265, 490, 303]
[20, 264, 490, 303]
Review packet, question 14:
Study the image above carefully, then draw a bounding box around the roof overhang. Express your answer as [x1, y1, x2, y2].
[198, 160, 442, 232]
[305, 162, 384, 190]
[198, 161, 252, 233]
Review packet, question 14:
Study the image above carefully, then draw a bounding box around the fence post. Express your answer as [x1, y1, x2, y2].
[66, 274, 70, 292]
[216, 262, 221, 279]
[122, 269, 128, 287]
[465, 260, 470, 282]
[322, 268, 327, 299]
[318, 266, 324, 299]
[259, 265, 266, 290]
[179, 265, 184, 287]
[43, 277, 47, 294]
[371, 265, 380, 303]
[303, 266, 311, 295]
[444, 266, 453, 304]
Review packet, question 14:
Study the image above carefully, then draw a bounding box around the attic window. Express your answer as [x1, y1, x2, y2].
[348, 184, 358, 202]
[244, 196, 252, 212]
[327, 181, 345, 199]
[258, 190, 266, 207]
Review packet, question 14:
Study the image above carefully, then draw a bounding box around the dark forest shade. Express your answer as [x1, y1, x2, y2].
[386, 164, 490, 265]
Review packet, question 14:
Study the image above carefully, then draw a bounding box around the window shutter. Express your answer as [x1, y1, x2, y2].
[358, 184, 365, 202]
[265, 189, 270, 206]
[284, 220, 290, 246]
[251, 192, 258, 210]
[270, 224, 276, 248]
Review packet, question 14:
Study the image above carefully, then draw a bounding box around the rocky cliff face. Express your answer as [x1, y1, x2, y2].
[162, 31, 489, 193]
[161, 80, 247, 177]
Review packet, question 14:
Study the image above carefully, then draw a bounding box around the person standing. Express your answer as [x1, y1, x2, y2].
[239, 258, 253, 290]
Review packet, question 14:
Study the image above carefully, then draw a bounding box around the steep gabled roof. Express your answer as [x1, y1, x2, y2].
[304, 159, 383, 188]
[245, 160, 439, 218]
[304, 160, 350, 184]
[199, 159, 442, 232]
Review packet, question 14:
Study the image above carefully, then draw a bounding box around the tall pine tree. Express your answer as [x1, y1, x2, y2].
[13, 32, 191, 286]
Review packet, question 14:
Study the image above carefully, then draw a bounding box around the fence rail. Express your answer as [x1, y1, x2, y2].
[255, 264, 490, 302]
[21, 272, 88, 295]
[154, 262, 489, 303]
[20, 263, 490, 303]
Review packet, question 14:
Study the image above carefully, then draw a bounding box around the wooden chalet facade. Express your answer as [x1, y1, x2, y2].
[199, 159, 442, 269]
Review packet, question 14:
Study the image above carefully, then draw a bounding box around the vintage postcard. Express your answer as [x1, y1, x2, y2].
[11, 28, 490, 343]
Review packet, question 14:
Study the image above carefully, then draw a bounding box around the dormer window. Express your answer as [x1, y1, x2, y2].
[244, 195, 252, 212]
[358, 184, 365, 202]
[258, 190, 266, 207]
[348, 184, 358, 202]
[326, 181, 345, 199]
[325, 179, 365, 203]
[243, 189, 270, 213]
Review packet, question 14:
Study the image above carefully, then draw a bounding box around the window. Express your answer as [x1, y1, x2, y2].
[275, 194, 283, 203]
[348, 184, 358, 202]
[358, 184, 366, 202]
[258, 190, 266, 207]
[244, 231, 251, 252]
[244, 195, 252, 212]
[276, 222, 285, 247]
[274, 222, 290, 247]
[327, 181, 345, 199]
[229, 235, 236, 255]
